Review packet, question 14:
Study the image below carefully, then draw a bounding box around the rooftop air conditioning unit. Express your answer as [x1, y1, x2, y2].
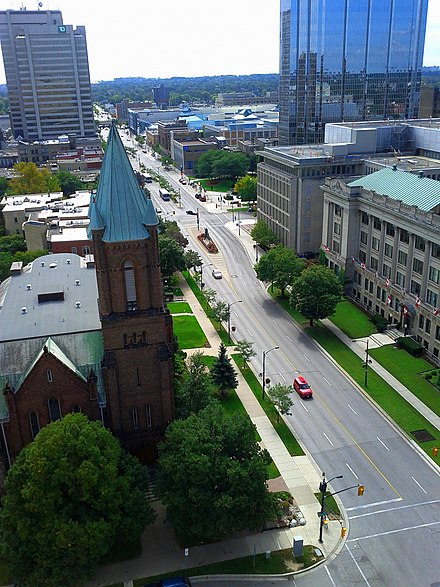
[75, 301, 81, 308]
[75, 280, 80, 286]
[26, 284, 32, 290]
[21, 307, 27, 314]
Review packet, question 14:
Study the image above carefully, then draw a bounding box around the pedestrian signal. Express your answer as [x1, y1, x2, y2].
[341, 526, 347, 538]
[357, 485, 365, 496]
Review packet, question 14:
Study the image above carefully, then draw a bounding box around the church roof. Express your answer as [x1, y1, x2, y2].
[87, 123, 158, 242]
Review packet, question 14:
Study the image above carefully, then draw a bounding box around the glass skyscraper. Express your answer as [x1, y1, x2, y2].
[0, 9, 95, 141]
[279, 0, 428, 146]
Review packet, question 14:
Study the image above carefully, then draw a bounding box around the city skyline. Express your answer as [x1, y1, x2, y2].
[0, 0, 439, 84]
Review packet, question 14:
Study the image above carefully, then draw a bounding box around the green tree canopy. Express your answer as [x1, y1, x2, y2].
[158, 235, 186, 278]
[234, 175, 257, 202]
[255, 245, 305, 296]
[234, 339, 256, 369]
[156, 404, 274, 543]
[194, 150, 248, 180]
[290, 264, 343, 326]
[0, 413, 154, 587]
[54, 170, 84, 197]
[8, 162, 60, 195]
[211, 300, 229, 331]
[250, 219, 279, 250]
[184, 249, 202, 271]
[267, 383, 294, 423]
[159, 218, 188, 248]
[210, 342, 238, 396]
[174, 351, 215, 419]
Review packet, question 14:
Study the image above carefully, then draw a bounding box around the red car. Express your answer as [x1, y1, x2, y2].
[293, 376, 313, 399]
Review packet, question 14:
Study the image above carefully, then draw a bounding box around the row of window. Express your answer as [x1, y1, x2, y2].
[28, 397, 80, 439]
[356, 272, 439, 308]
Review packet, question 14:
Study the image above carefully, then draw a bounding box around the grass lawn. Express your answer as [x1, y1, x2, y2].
[132, 546, 322, 586]
[172, 316, 207, 349]
[167, 301, 192, 314]
[308, 324, 440, 459]
[330, 299, 376, 339]
[198, 177, 235, 192]
[369, 345, 440, 416]
[232, 356, 304, 457]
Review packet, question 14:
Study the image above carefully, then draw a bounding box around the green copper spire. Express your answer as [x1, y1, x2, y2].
[88, 123, 158, 242]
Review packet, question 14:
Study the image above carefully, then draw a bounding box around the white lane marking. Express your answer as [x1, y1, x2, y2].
[323, 432, 334, 446]
[346, 498, 403, 512]
[412, 477, 427, 494]
[376, 436, 390, 451]
[347, 403, 358, 415]
[303, 354, 310, 362]
[272, 319, 277, 325]
[322, 376, 332, 385]
[243, 280, 247, 286]
[324, 565, 337, 587]
[280, 373, 286, 381]
[346, 462, 359, 480]
[246, 329, 253, 336]
[349, 499, 438, 519]
[286, 335, 292, 341]
[250, 292, 255, 298]
[233, 310, 239, 316]
[300, 402, 309, 412]
[348, 520, 440, 543]
[345, 543, 372, 587]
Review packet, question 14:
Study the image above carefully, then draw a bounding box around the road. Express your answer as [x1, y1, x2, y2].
[118, 130, 440, 587]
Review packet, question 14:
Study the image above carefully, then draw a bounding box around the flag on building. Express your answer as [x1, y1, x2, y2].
[434, 308, 439, 317]
[324, 245, 330, 252]
[386, 294, 392, 306]
[386, 278, 390, 287]
[403, 306, 408, 317]
[415, 296, 420, 309]
[352, 257, 355, 264]
[361, 262, 366, 271]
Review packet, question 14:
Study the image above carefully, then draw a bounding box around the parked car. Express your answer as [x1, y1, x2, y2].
[212, 270, 222, 279]
[143, 577, 191, 587]
[293, 376, 313, 399]
[179, 178, 187, 184]
[195, 193, 201, 200]
[186, 210, 197, 215]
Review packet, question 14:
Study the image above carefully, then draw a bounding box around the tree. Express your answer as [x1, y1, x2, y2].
[159, 218, 188, 248]
[210, 342, 238, 397]
[255, 245, 304, 297]
[0, 177, 9, 197]
[202, 288, 217, 307]
[0, 413, 154, 587]
[211, 300, 229, 331]
[8, 162, 60, 195]
[267, 383, 294, 423]
[234, 175, 257, 202]
[194, 150, 248, 180]
[250, 219, 278, 250]
[290, 264, 343, 326]
[156, 404, 274, 543]
[234, 340, 256, 369]
[55, 170, 84, 196]
[183, 249, 202, 271]
[174, 351, 215, 419]
[158, 235, 186, 278]
[0, 234, 26, 254]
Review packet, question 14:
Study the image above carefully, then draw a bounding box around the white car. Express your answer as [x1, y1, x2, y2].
[212, 270, 222, 279]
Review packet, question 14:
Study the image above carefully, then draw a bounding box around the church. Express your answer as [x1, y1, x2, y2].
[0, 125, 175, 475]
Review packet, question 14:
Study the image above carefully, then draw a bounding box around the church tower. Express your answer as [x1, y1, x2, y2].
[88, 124, 174, 461]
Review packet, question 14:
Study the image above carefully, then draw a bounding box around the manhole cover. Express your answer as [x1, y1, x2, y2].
[231, 274, 238, 278]
[411, 429, 435, 442]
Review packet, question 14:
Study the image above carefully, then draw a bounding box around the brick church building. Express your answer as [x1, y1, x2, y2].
[0, 125, 174, 473]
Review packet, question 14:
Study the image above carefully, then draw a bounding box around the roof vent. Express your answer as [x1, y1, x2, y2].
[75, 301, 81, 308]
[392, 164, 397, 171]
[26, 283, 32, 290]
[66, 258, 71, 264]
[49, 263, 57, 269]
[41, 261, 45, 267]
[75, 279, 80, 286]
[418, 170, 424, 178]
[21, 307, 27, 314]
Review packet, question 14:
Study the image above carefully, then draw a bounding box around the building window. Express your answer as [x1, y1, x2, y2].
[413, 258, 424, 275]
[384, 243, 393, 258]
[82, 246, 91, 255]
[332, 240, 340, 253]
[427, 289, 438, 307]
[146, 405, 152, 428]
[28, 412, 40, 440]
[396, 272, 405, 287]
[398, 250, 407, 265]
[382, 264, 391, 278]
[415, 235, 425, 252]
[373, 216, 381, 230]
[372, 237, 380, 251]
[124, 260, 137, 311]
[436, 325, 440, 341]
[360, 230, 367, 244]
[385, 223, 395, 237]
[419, 313, 425, 329]
[334, 222, 341, 236]
[425, 318, 431, 334]
[71, 247, 77, 254]
[334, 204, 342, 217]
[46, 369, 53, 383]
[432, 243, 440, 259]
[359, 250, 366, 263]
[410, 280, 421, 295]
[400, 229, 410, 244]
[48, 397, 61, 422]
[370, 256, 378, 270]
[361, 212, 369, 225]
[132, 408, 139, 430]
[429, 266, 440, 284]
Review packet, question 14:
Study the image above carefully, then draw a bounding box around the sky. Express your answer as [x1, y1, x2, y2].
[0, 0, 439, 84]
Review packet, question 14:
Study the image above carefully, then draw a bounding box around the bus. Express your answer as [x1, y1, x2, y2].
[158, 188, 170, 201]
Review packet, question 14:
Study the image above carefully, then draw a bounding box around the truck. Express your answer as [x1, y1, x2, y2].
[159, 188, 170, 201]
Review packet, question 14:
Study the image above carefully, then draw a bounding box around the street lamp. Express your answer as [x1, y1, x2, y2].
[199, 262, 212, 290]
[227, 300, 242, 343]
[318, 473, 343, 544]
[262, 346, 279, 400]
[196, 207, 200, 231]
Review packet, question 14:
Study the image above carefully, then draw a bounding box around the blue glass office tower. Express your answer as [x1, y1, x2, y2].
[279, 0, 428, 145]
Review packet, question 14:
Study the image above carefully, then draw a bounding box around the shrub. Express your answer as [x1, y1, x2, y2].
[396, 336, 423, 357]
[370, 314, 388, 333]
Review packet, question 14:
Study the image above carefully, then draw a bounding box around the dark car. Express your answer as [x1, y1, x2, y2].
[186, 210, 197, 215]
[143, 577, 191, 587]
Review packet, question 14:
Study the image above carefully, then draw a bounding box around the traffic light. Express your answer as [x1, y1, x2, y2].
[357, 485, 365, 496]
[341, 526, 347, 538]
[432, 447, 438, 457]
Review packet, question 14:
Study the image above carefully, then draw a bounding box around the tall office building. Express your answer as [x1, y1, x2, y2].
[279, 0, 428, 146]
[0, 9, 95, 141]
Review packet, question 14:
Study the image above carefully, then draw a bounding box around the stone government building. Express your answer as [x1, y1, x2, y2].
[0, 125, 174, 477]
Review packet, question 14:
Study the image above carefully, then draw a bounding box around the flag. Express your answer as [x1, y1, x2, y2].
[403, 306, 408, 317]
[352, 257, 355, 264]
[386, 294, 392, 306]
[375, 271, 378, 279]
[434, 308, 439, 317]
[415, 296, 420, 309]
[324, 245, 330, 253]
[361, 262, 366, 271]
[386, 278, 390, 287]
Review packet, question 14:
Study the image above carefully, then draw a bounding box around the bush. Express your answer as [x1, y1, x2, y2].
[370, 314, 388, 333]
[396, 336, 423, 357]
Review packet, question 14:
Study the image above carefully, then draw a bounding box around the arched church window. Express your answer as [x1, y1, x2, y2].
[28, 411, 40, 439]
[48, 397, 61, 422]
[124, 260, 137, 311]
[72, 405, 81, 413]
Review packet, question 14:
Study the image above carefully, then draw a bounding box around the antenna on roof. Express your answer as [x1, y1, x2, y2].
[37, 2, 43, 10]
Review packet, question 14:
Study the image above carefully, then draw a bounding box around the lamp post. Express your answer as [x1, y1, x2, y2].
[196, 207, 200, 231]
[363, 339, 371, 387]
[227, 300, 242, 343]
[262, 346, 279, 400]
[199, 262, 212, 290]
[318, 473, 343, 544]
